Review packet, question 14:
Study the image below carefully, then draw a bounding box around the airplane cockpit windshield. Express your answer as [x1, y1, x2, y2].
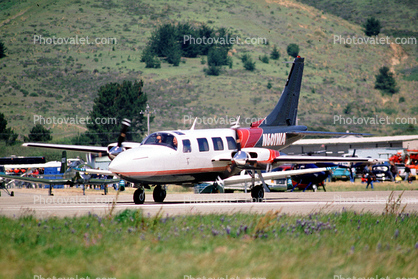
[142, 132, 178, 150]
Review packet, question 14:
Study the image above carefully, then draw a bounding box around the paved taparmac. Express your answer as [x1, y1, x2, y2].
[1, 189, 417, 218]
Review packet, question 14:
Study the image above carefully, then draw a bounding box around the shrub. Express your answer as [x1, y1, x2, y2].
[363, 17, 381, 37]
[375, 66, 399, 95]
[287, 43, 300, 58]
[0, 40, 7, 59]
[270, 46, 280, 60]
[243, 57, 256, 71]
[259, 54, 269, 64]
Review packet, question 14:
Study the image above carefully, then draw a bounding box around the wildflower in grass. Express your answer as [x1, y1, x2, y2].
[394, 229, 399, 239]
[225, 226, 231, 235]
[415, 242, 418, 249]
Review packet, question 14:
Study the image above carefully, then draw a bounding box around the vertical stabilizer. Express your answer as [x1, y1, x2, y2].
[60, 151, 67, 174]
[260, 56, 304, 127]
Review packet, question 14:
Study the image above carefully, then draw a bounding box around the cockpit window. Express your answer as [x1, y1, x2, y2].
[143, 133, 178, 150]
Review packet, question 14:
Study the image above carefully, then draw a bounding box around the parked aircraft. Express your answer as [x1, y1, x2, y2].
[0, 151, 120, 196]
[22, 57, 374, 203]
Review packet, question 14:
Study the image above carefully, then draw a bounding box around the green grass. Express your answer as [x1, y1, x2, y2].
[0, 209, 417, 279]
[0, 0, 417, 144]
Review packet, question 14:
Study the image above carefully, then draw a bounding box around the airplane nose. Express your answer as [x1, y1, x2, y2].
[108, 149, 134, 173]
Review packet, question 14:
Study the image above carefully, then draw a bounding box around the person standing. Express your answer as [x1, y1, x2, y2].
[366, 171, 374, 189]
[404, 165, 411, 182]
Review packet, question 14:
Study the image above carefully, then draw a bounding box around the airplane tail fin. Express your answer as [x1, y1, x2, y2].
[60, 151, 67, 174]
[259, 56, 304, 127]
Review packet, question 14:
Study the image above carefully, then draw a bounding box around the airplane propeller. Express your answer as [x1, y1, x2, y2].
[108, 119, 131, 159]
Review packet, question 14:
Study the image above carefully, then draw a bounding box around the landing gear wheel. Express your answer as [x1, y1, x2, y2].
[133, 188, 145, 204]
[153, 185, 167, 203]
[251, 185, 264, 202]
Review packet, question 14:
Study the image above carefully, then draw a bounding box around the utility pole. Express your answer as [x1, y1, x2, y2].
[140, 104, 155, 136]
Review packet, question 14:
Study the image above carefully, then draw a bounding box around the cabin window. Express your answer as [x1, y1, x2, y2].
[143, 132, 178, 150]
[212, 137, 224, 151]
[182, 139, 191, 153]
[226, 136, 237, 150]
[197, 138, 209, 152]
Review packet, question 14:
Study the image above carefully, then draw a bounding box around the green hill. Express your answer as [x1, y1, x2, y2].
[0, 0, 417, 146]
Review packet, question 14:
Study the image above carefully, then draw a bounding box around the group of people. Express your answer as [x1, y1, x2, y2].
[7, 168, 44, 176]
[363, 162, 414, 189]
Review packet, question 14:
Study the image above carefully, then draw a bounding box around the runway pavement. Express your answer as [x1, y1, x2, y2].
[1, 188, 418, 218]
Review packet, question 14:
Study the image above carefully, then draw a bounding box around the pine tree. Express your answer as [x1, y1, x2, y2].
[270, 46, 280, 60]
[0, 40, 7, 59]
[26, 124, 52, 142]
[86, 80, 148, 145]
[363, 17, 381, 37]
[375, 66, 399, 95]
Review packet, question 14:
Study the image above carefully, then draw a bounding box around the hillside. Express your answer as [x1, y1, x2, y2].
[0, 0, 417, 145]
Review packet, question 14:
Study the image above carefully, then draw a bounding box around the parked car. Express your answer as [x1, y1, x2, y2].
[331, 167, 350, 181]
[372, 164, 393, 181]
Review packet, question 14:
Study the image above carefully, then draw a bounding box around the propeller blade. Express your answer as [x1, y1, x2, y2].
[109, 119, 131, 159]
[117, 119, 131, 147]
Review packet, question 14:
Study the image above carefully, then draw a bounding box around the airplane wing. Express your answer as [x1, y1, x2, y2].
[288, 131, 371, 136]
[273, 155, 374, 165]
[80, 178, 120, 185]
[74, 167, 115, 176]
[0, 174, 71, 185]
[0, 174, 119, 185]
[22, 143, 108, 153]
[211, 149, 374, 168]
[221, 167, 336, 186]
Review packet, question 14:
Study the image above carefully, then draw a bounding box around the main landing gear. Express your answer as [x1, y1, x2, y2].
[248, 170, 270, 202]
[133, 184, 167, 204]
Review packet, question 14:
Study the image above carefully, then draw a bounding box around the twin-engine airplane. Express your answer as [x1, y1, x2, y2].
[22, 57, 374, 203]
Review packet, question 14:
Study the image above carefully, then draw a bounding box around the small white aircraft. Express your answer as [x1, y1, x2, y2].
[22, 57, 374, 203]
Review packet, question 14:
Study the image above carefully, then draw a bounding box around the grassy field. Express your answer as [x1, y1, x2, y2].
[0, 208, 416, 279]
[0, 0, 417, 145]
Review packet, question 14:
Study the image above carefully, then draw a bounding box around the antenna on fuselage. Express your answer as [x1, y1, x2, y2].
[230, 116, 240, 130]
[190, 118, 198, 130]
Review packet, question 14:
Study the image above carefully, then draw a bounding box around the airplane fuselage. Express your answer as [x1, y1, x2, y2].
[108, 125, 308, 185]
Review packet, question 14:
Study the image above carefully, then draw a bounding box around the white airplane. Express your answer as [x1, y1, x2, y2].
[22, 57, 374, 203]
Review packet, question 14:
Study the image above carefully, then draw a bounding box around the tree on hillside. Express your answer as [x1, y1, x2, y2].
[205, 47, 230, 76]
[142, 23, 234, 67]
[287, 43, 300, 58]
[243, 56, 256, 71]
[86, 80, 148, 146]
[270, 46, 280, 60]
[363, 17, 381, 36]
[0, 40, 7, 59]
[25, 124, 52, 142]
[0, 113, 17, 145]
[375, 66, 399, 95]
